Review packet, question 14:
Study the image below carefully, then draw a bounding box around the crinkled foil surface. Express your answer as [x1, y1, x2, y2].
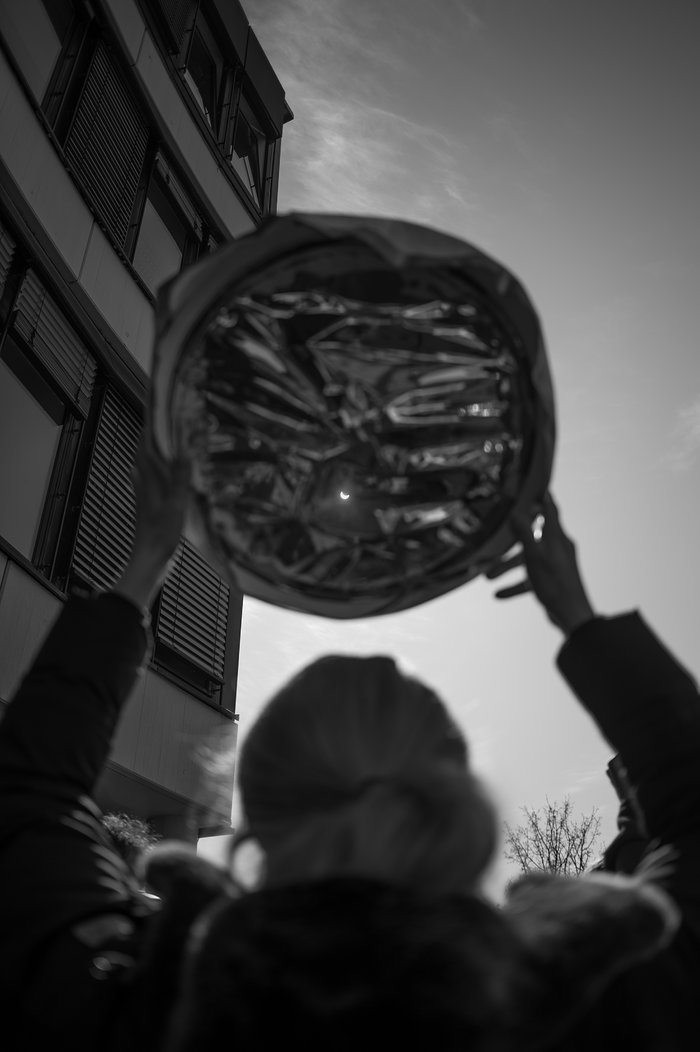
[160, 221, 552, 617]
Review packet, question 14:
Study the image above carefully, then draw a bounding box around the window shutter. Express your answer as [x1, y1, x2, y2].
[0, 218, 16, 298]
[72, 386, 231, 683]
[13, 271, 97, 415]
[155, 0, 198, 53]
[72, 386, 141, 590]
[64, 43, 149, 248]
[156, 539, 230, 682]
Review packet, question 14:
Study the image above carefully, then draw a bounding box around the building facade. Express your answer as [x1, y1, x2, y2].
[0, 0, 292, 840]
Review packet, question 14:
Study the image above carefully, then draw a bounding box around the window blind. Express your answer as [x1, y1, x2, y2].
[71, 386, 141, 590]
[156, 538, 230, 683]
[0, 218, 16, 298]
[155, 0, 198, 54]
[64, 42, 149, 248]
[13, 270, 97, 415]
[73, 386, 231, 683]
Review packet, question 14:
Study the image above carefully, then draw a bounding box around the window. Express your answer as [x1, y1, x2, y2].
[154, 538, 232, 698]
[0, 221, 16, 305]
[0, 266, 96, 581]
[228, 101, 268, 208]
[4, 8, 154, 257]
[19, 21, 217, 279]
[131, 157, 203, 294]
[71, 385, 139, 590]
[0, 0, 75, 102]
[144, 0, 283, 217]
[183, 25, 223, 131]
[63, 42, 149, 250]
[0, 339, 64, 558]
[71, 384, 239, 708]
[13, 270, 97, 414]
[132, 180, 188, 294]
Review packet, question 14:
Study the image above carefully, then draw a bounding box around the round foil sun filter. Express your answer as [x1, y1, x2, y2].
[151, 213, 555, 618]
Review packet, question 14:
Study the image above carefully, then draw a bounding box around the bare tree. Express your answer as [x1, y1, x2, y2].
[504, 796, 603, 876]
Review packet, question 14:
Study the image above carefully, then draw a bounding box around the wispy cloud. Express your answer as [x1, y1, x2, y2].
[251, 0, 484, 83]
[280, 95, 481, 223]
[235, 595, 443, 735]
[666, 398, 700, 472]
[248, 0, 484, 229]
[563, 766, 606, 798]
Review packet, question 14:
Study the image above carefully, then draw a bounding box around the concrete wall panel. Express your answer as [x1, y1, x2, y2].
[78, 223, 154, 375]
[103, 0, 148, 66]
[110, 665, 235, 804]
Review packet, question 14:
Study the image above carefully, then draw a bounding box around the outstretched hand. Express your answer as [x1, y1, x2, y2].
[113, 435, 191, 611]
[486, 493, 596, 636]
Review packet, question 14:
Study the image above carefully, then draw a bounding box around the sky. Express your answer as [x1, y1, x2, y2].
[223, 0, 700, 894]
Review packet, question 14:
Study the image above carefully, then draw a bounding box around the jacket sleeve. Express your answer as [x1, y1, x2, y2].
[0, 592, 149, 800]
[553, 613, 700, 1052]
[557, 611, 700, 937]
[0, 592, 151, 996]
[557, 612, 700, 845]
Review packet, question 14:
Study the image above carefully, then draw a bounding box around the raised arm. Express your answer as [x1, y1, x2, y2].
[0, 439, 191, 1012]
[487, 494, 700, 853]
[0, 439, 190, 797]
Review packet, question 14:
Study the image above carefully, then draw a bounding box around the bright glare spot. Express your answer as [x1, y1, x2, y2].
[339, 490, 350, 501]
[531, 513, 545, 542]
